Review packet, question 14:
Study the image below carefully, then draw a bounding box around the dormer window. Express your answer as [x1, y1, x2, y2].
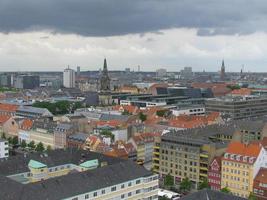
[230, 154, 235, 160]
[243, 156, 248, 162]
[236, 155, 241, 161]
[224, 153, 229, 159]
[249, 157, 254, 163]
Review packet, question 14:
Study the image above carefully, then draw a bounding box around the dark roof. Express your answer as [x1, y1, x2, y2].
[0, 159, 152, 200]
[180, 189, 246, 200]
[0, 149, 122, 176]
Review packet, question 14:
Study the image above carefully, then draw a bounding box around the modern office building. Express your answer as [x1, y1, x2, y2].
[14, 75, 40, 89]
[205, 96, 267, 120]
[0, 149, 159, 200]
[221, 142, 267, 198]
[0, 74, 12, 87]
[63, 67, 76, 88]
[0, 139, 8, 158]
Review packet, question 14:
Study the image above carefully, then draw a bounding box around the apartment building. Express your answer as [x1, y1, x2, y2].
[158, 125, 232, 189]
[0, 149, 158, 200]
[208, 156, 222, 190]
[0, 139, 8, 158]
[221, 142, 267, 198]
[205, 96, 267, 120]
[253, 167, 267, 199]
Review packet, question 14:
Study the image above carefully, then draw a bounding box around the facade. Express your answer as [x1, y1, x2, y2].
[0, 149, 159, 200]
[0, 139, 8, 158]
[63, 67, 76, 88]
[205, 96, 267, 120]
[157, 125, 234, 188]
[221, 142, 267, 198]
[253, 167, 267, 199]
[0, 74, 12, 87]
[208, 156, 221, 190]
[171, 106, 205, 117]
[14, 75, 40, 89]
[54, 123, 75, 148]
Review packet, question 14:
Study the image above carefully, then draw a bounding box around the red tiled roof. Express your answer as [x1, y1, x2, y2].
[20, 119, 33, 130]
[96, 120, 122, 127]
[0, 115, 11, 124]
[226, 141, 261, 157]
[231, 88, 252, 96]
[254, 167, 267, 185]
[0, 103, 18, 112]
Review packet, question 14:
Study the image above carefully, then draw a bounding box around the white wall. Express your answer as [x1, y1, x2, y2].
[0, 140, 9, 158]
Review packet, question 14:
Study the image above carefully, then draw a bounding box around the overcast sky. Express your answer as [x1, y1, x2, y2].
[1, 0, 267, 72]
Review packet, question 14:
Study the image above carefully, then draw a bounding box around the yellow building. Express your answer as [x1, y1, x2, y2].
[221, 141, 266, 198]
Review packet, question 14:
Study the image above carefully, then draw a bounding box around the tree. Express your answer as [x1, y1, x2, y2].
[220, 187, 231, 194]
[11, 136, 18, 146]
[21, 140, 27, 148]
[248, 193, 257, 200]
[198, 178, 210, 190]
[100, 130, 115, 141]
[139, 112, 147, 122]
[1, 132, 6, 139]
[7, 137, 12, 145]
[164, 173, 174, 187]
[46, 145, 52, 151]
[28, 141, 36, 150]
[156, 110, 167, 117]
[35, 142, 45, 152]
[180, 177, 192, 193]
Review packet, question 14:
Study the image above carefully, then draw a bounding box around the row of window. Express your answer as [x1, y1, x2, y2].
[208, 172, 220, 178]
[223, 161, 250, 168]
[222, 167, 249, 176]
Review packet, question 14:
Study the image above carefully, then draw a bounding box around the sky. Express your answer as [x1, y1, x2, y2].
[1, 0, 267, 72]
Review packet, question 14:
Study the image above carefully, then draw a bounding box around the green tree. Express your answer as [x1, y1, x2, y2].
[220, 187, 231, 194]
[198, 178, 210, 190]
[12, 136, 18, 146]
[1, 132, 6, 139]
[100, 130, 115, 141]
[180, 177, 192, 193]
[122, 110, 131, 115]
[35, 142, 45, 152]
[156, 110, 167, 117]
[164, 173, 174, 187]
[21, 140, 27, 148]
[248, 193, 257, 200]
[139, 112, 147, 122]
[28, 140, 36, 150]
[46, 145, 52, 151]
[7, 137, 12, 145]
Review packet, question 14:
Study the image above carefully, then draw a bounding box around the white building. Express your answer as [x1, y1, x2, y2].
[0, 139, 8, 158]
[171, 106, 205, 116]
[63, 67, 76, 88]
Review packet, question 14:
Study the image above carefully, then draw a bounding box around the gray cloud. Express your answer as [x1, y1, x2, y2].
[0, 0, 267, 37]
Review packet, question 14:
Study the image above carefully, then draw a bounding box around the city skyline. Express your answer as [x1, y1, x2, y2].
[1, 1, 267, 72]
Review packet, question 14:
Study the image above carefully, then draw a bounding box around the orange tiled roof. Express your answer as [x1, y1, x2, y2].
[226, 141, 261, 157]
[0, 115, 11, 124]
[96, 119, 122, 127]
[231, 88, 252, 96]
[0, 103, 18, 112]
[113, 105, 139, 114]
[254, 167, 267, 184]
[20, 119, 33, 130]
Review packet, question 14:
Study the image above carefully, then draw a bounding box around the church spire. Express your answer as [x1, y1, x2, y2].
[220, 59, 225, 81]
[100, 58, 110, 92]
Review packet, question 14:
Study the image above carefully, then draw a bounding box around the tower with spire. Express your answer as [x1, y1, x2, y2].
[100, 58, 111, 92]
[220, 60, 225, 81]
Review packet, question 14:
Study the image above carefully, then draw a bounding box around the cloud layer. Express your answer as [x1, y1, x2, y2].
[1, 0, 267, 37]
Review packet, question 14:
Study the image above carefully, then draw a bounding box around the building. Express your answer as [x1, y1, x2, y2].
[253, 167, 267, 199]
[54, 123, 75, 149]
[220, 60, 226, 81]
[171, 105, 205, 117]
[0, 149, 158, 200]
[0, 139, 8, 158]
[205, 96, 267, 120]
[14, 75, 40, 89]
[156, 69, 167, 78]
[157, 124, 236, 188]
[208, 156, 221, 190]
[179, 189, 246, 200]
[100, 58, 111, 92]
[0, 74, 11, 87]
[0, 103, 18, 116]
[221, 141, 267, 198]
[16, 106, 53, 119]
[180, 67, 193, 79]
[63, 67, 76, 88]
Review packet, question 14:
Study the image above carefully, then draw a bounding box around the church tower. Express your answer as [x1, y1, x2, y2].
[220, 60, 225, 81]
[100, 58, 111, 92]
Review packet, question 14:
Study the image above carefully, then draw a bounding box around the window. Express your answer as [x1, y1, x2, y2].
[121, 194, 125, 199]
[128, 182, 132, 187]
[136, 180, 141, 184]
[111, 186, 116, 192]
[136, 189, 141, 194]
[93, 192, 97, 197]
[128, 192, 132, 197]
[101, 189, 105, 194]
[85, 194, 89, 199]
[121, 184, 125, 189]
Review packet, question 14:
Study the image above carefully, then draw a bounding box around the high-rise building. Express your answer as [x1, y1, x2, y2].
[14, 75, 40, 89]
[63, 67, 76, 88]
[220, 60, 225, 81]
[77, 66, 80, 77]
